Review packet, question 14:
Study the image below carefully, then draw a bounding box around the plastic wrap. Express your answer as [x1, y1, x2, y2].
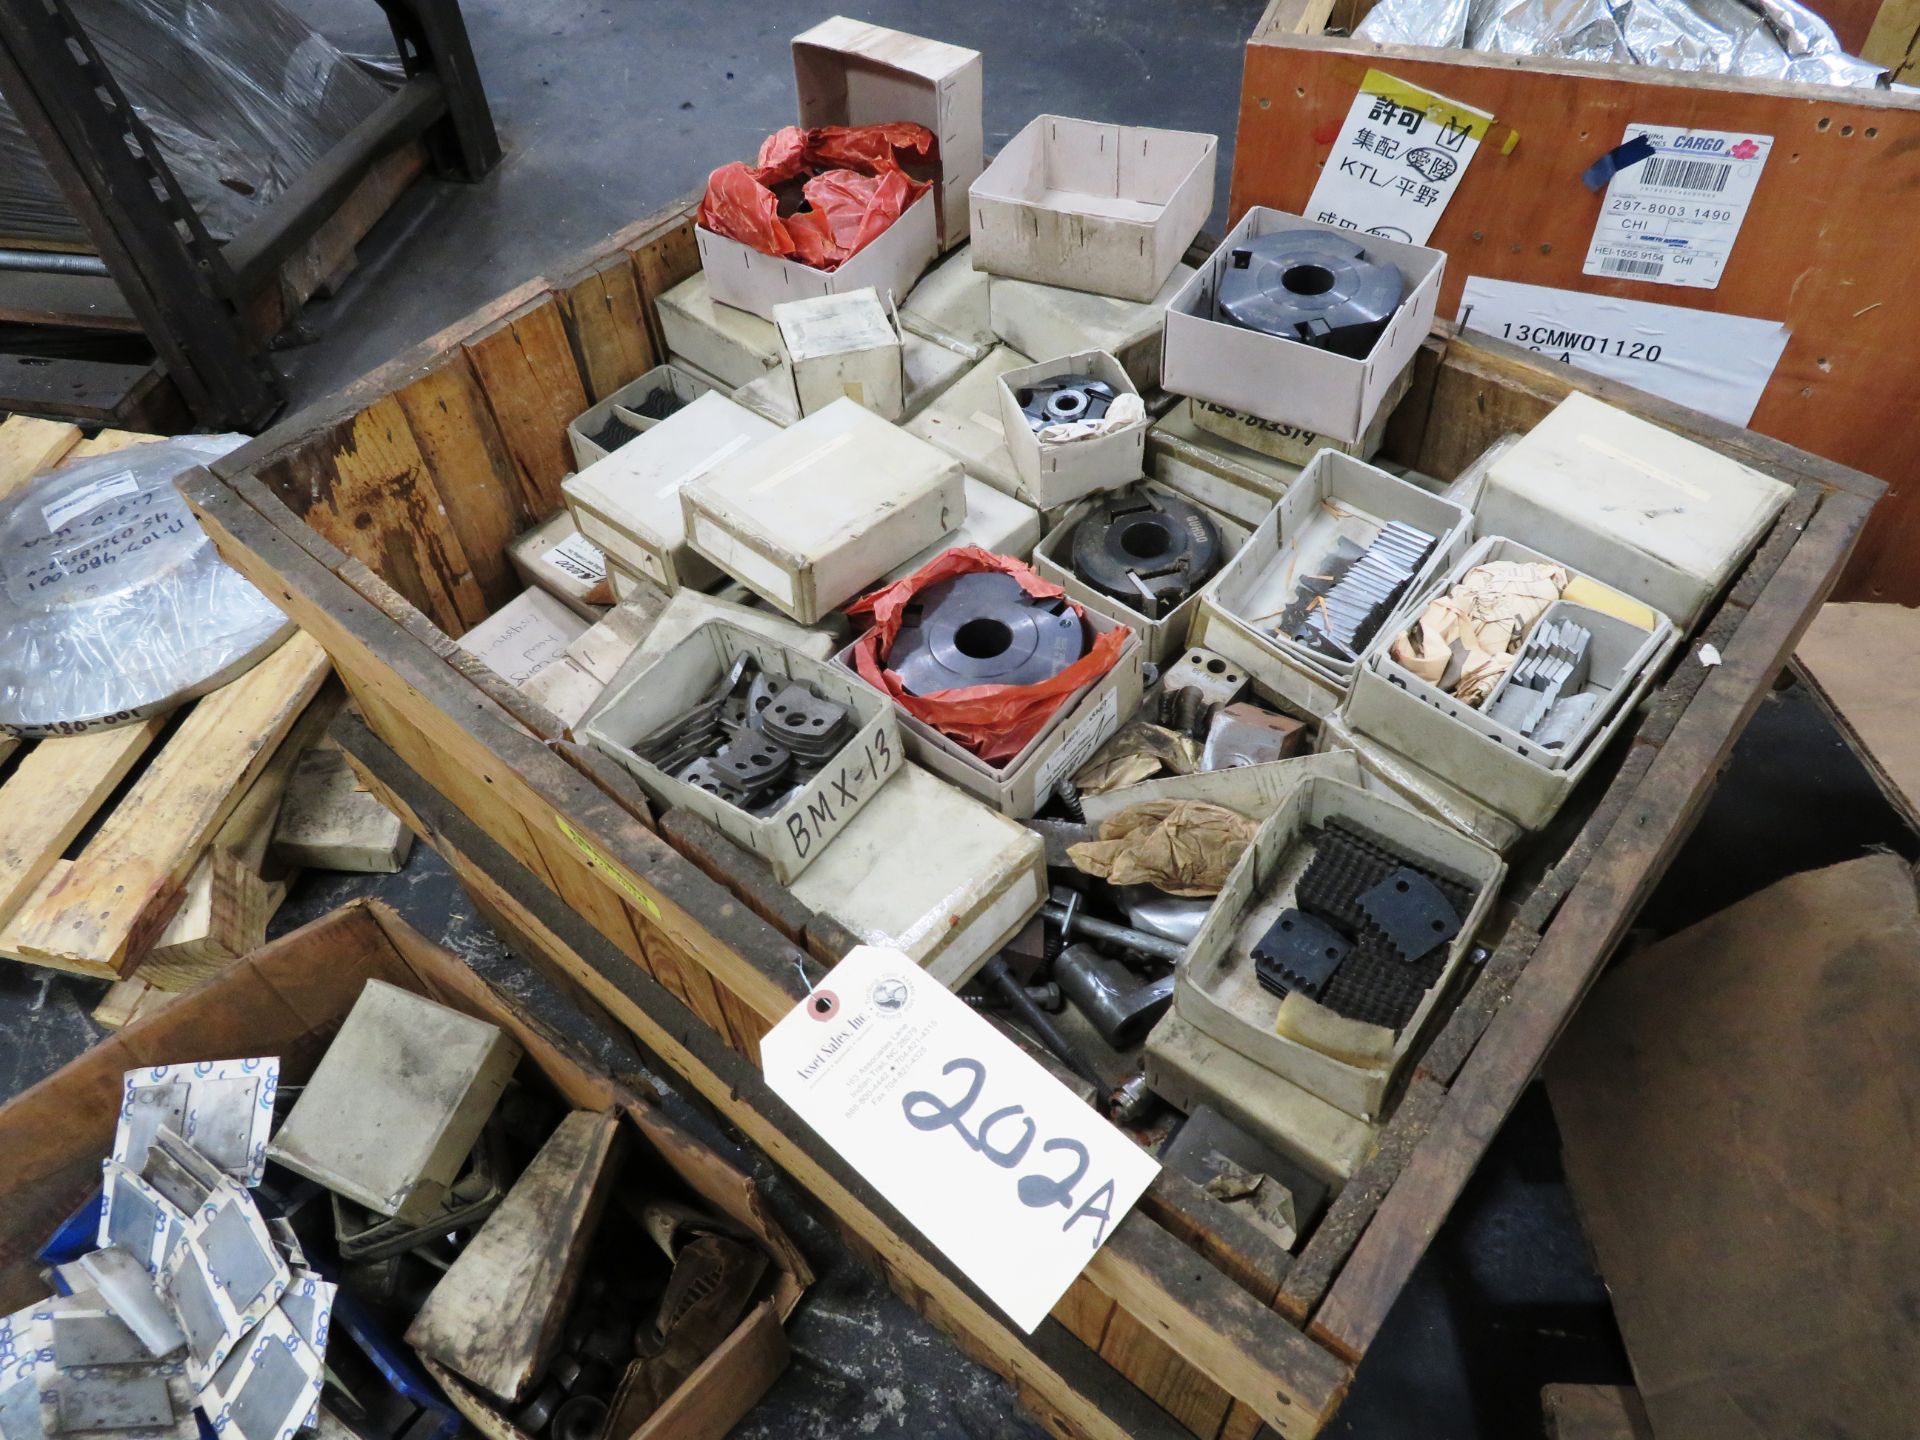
[847, 548, 1130, 764]
[0, 435, 295, 737]
[0, 0, 389, 248]
[697, 122, 936, 272]
[1354, 0, 1885, 86]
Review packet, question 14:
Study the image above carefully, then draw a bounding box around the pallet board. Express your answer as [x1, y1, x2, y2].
[1231, 0, 1920, 605]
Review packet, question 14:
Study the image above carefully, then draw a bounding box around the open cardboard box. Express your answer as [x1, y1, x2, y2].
[0, 900, 807, 1440]
[698, 194, 938, 325]
[993, 349, 1147, 509]
[1162, 207, 1444, 447]
[567, 363, 717, 470]
[970, 116, 1216, 302]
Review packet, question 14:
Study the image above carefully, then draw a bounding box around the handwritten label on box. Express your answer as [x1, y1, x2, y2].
[1305, 71, 1494, 243]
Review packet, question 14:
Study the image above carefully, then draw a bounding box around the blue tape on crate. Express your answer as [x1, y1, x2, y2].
[1581, 133, 1656, 192]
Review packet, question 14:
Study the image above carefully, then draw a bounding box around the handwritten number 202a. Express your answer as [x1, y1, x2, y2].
[903, 1058, 1117, 1245]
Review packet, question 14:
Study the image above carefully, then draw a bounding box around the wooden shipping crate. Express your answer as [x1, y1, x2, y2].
[0, 899, 808, 1439]
[177, 195, 1879, 1440]
[1230, 0, 1920, 604]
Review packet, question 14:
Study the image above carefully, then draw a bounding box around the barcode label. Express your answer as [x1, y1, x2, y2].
[1598, 256, 1664, 278]
[543, 530, 607, 585]
[1638, 156, 1731, 193]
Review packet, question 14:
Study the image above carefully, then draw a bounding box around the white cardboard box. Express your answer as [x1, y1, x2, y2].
[563, 391, 779, 591]
[682, 397, 965, 623]
[1033, 482, 1250, 667]
[740, 329, 971, 427]
[1177, 775, 1505, 1120]
[457, 589, 589, 688]
[880, 476, 1043, 584]
[1187, 356, 1414, 468]
[904, 345, 1032, 498]
[508, 511, 609, 621]
[899, 244, 994, 359]
[567, 363, 716, 469]
[993, 349, 1146, 508]
[656, 271, 789, 389]
[774, 287, 905, 420]
[1146, 399, 1302, 528]
[698, 190, 938, 324]
[1189, 451, 1470, 719]
[1478, 391, 1792, 630]
[837, 605, 1144, 817]
[988, 266, 1192, 392]
[1162, 208, 1445, 447]
[790, 761, 1046, 991]
[969, 116, 1216, 303]
[792, 17, 983, 251]
[585, 620, 904, 883]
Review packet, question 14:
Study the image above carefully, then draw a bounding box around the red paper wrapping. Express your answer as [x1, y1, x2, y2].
[696, 121, 936, 273]
[848, 549, 1131, 765]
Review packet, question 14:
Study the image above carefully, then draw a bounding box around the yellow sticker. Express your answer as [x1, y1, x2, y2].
[1362, 68, 1518, 155]
[556, 816, 662, 921]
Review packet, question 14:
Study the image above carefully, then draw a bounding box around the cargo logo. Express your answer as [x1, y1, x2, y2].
[1671, 134, 1727, 152]
[784, 727, 895, 858]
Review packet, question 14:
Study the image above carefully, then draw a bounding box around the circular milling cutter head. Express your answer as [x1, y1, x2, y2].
[887, 570, 1088, 696]
[1213, 229, 1406, 358]
[1068, 486, 1223, 618]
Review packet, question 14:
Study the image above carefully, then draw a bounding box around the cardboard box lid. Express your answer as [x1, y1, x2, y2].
[457, 589, 590, 687]
[688, 396, 962, 562]
[1479, 391, 1793, 625]
[774, 288, 900, 364]
[565, 392, 779, 549]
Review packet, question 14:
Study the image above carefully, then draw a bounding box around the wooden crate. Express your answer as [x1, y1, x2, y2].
[0, 415, 334, 987]
[178, 196, 1880, 1440]
[1231, 0, 1920, 604]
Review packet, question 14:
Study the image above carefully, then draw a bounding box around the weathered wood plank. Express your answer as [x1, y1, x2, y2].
[0, 414, 80, 499]
[462, 294, 590, 518]
[559, 253, 658, 402]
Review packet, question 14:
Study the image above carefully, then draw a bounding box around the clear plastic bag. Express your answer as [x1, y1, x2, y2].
[0, 435, 294, 736]
[0, 0, 390, 248]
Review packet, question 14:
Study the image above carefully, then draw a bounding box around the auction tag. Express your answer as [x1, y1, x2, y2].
[1459, 277, 1789, 426]
[1304, 70, 1493, 243]
[542, 529, 607, 585]
[763, 946, 1159, 1332]
[1583, 125, 1772, 289]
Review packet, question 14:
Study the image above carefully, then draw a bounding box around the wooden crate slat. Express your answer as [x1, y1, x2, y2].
[1309, 487, 1874, 1360]
[462, 294, 590, 517]
[5, 634, 330, 976]
[559, 253, 659, 402]
[67, 430, 162, 460]
[0, 721, 167, 936]
[0, 414, 80, 499]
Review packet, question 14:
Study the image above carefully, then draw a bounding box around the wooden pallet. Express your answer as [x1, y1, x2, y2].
[0, 415, 335, 984]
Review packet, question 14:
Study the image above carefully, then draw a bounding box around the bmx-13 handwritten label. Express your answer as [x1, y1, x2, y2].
[763, 946, 1160, 1333]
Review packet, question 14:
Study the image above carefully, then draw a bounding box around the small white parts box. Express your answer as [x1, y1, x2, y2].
[790, 761, 1046, 992]
[881, 476, 1042, 585]
[458, 588, 590, 687]
[988, 267, 1191, 393]
[1189, 451, 1470, 720]
[1479, 391, 1792, 631]
[1187, 357, 1414, 469]
[1341, 535, 1679, 838]
[564, 391, 780, 592]
[698, 191, 938, 325]
[969, 116, 1216, 303]
[791, 17, 983, 251]
[1033, 484, 1250, 667]
[1163, 207, 1445, 447]
[994, 350, 1146, 509]
[657, 272, 788, 389]
[567, 363, 715, 470]
[1146, 400, 1301, 529]
[905, 345, 1032, 498]
[682, 396, 965, 624]
[508, 511, 608, 621]
[774, 287, 905, 421]
[836, 606, 1145, 817]
[1178, 776, 1505, 1121]
[584, 620, 903, 884]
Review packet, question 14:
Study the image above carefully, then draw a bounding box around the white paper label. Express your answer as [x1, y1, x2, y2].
[543, 530, 607, 586]
[1583, 126, 1772, 290]
[1305, 70, 1492, 243]
[763, 946, 1159, 1333]
[1459, 277, 1790, 426]
[1035, 685, 1122, 800]
[43, 471, 140, 533]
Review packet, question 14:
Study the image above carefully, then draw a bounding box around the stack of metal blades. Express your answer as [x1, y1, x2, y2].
[1280, 520, 1436, 665]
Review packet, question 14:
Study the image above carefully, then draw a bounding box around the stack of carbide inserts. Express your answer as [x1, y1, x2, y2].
[1252, 821, 1477, 1033]
[1281, 521, 1436, 665]
[1485, 617, 1598, 750]
[636, 656, 852, 813]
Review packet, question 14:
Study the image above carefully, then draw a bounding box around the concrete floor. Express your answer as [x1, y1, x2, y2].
[3, 2, 1915, 1436]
